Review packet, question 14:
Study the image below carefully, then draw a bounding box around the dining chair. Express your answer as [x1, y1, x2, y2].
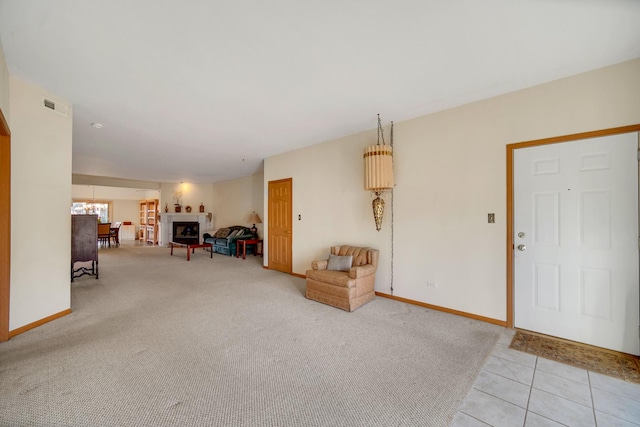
[97, 222, 111, 248]
[110, 222, 122, 247]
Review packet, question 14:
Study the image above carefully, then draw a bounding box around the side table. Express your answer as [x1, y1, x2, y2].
[236, 239, 263, 260]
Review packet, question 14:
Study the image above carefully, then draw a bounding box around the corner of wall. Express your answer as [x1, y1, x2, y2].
[9, 76, 73, 330]
[0, 40, 10, 121]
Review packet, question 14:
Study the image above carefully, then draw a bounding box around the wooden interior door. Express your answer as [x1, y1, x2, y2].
[268, 178, 292, 274]
[0, 108, 10, 342]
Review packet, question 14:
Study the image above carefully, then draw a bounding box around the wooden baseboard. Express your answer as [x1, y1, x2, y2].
[375, 292, 506, 327]
[261, 265, 306, 279]
[9, 308, 72, 338]
[264, 272, 503, 326]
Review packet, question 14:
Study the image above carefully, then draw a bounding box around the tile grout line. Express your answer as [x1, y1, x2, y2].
[458, 410, 492, 426]
[588, 370, 598, 427]
[587, 372, 640, 426]
[522, 355, 538, 426]
[496, 354, 534, 385]
[467, 334, 640, 427]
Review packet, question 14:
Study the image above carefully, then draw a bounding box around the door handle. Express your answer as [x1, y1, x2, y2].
[517, 244, 526, 251]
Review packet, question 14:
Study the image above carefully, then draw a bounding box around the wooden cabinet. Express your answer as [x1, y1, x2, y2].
[121, 223, 135, 240]
[139, 201, 147, 241]
[139, 199, 159, 245]
[71, 214, 98, 281]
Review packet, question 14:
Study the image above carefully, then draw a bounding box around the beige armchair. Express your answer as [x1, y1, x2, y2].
[305, 245, 379, 312]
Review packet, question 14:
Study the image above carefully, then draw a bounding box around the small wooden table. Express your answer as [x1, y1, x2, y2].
[236, 239, 263, 260]
[170, 242, 213, 261]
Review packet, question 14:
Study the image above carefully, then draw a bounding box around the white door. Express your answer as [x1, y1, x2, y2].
[514, 132, 639, 355]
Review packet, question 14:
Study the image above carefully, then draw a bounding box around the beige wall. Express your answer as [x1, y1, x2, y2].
[72, 174, 160, 190]
[264, 58, 640, 322]
[159, 182, 214, 223]
[72, 185, 158, 202]
[111, 200, 139, 226]
[0, 44, 8, 120]
[212, 173, 264, 236]
[10, 76, 73, 330]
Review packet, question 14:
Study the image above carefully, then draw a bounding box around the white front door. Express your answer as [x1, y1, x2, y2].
[514, 132, 639, 355]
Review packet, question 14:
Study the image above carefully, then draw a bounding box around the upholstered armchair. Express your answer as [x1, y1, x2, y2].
[305, 245, 379, 312]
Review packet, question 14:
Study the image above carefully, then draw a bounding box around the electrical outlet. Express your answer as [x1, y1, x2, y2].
[488, 213, 495, 223]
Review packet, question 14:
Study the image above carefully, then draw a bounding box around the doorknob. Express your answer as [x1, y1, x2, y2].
[517, 244, 526, 251]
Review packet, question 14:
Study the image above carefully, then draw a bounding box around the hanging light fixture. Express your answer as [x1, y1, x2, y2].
[364, 114, 394, 231]
[88, 185, 97, 215]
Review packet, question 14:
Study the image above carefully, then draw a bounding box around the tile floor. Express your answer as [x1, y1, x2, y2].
[452, 329, 640, 426]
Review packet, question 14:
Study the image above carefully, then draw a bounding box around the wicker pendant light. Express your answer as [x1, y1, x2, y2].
[364, 115, 394, 231]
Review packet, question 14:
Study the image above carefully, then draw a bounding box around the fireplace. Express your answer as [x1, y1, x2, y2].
[172, 221, 199, 244]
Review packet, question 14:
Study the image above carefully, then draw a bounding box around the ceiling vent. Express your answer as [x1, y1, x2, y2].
[43, 98, 68, 116]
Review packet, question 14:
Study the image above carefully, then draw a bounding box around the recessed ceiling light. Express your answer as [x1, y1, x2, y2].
[91, 123, 103, 129]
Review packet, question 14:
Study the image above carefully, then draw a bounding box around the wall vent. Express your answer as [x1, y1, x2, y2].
[42, 98, 68, 116]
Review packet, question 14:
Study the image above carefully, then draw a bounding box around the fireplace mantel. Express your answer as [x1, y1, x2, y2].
[159, 213, 211, 247]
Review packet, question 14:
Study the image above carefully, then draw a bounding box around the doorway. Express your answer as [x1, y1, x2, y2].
[506, 125, 640, 355]
[0, 108, 10, 342]
[268, 178, 292, 274]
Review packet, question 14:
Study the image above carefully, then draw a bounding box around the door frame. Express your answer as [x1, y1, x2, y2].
[0, 108, 10, 342]
[506, 124, 640, 328]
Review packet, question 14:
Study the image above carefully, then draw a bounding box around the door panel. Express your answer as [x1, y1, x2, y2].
[514, 132, 639, 355]
[268, 178, 292, 274]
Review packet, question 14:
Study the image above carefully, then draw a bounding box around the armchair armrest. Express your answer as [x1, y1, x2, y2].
[311, 259, 328, 270]
[349, 264, 376, 279]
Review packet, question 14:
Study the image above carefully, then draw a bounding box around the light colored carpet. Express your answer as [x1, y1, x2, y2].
[0, 242, 502, 426]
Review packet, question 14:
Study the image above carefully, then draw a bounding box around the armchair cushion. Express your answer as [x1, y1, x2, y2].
[306, 269, 355, 288]
[327, 254, 352, 272]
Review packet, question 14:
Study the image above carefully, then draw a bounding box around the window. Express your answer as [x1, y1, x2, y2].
[71, 201, 110, 223]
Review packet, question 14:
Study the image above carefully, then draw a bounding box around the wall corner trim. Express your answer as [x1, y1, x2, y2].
[8, 308, 72, 339]
[375, 292, 507, 327]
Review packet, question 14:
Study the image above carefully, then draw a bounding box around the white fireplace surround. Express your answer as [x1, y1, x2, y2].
[159, 213, 211, 247]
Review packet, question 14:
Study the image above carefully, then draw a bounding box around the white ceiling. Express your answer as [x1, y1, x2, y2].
[1, 0, 639, 184]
